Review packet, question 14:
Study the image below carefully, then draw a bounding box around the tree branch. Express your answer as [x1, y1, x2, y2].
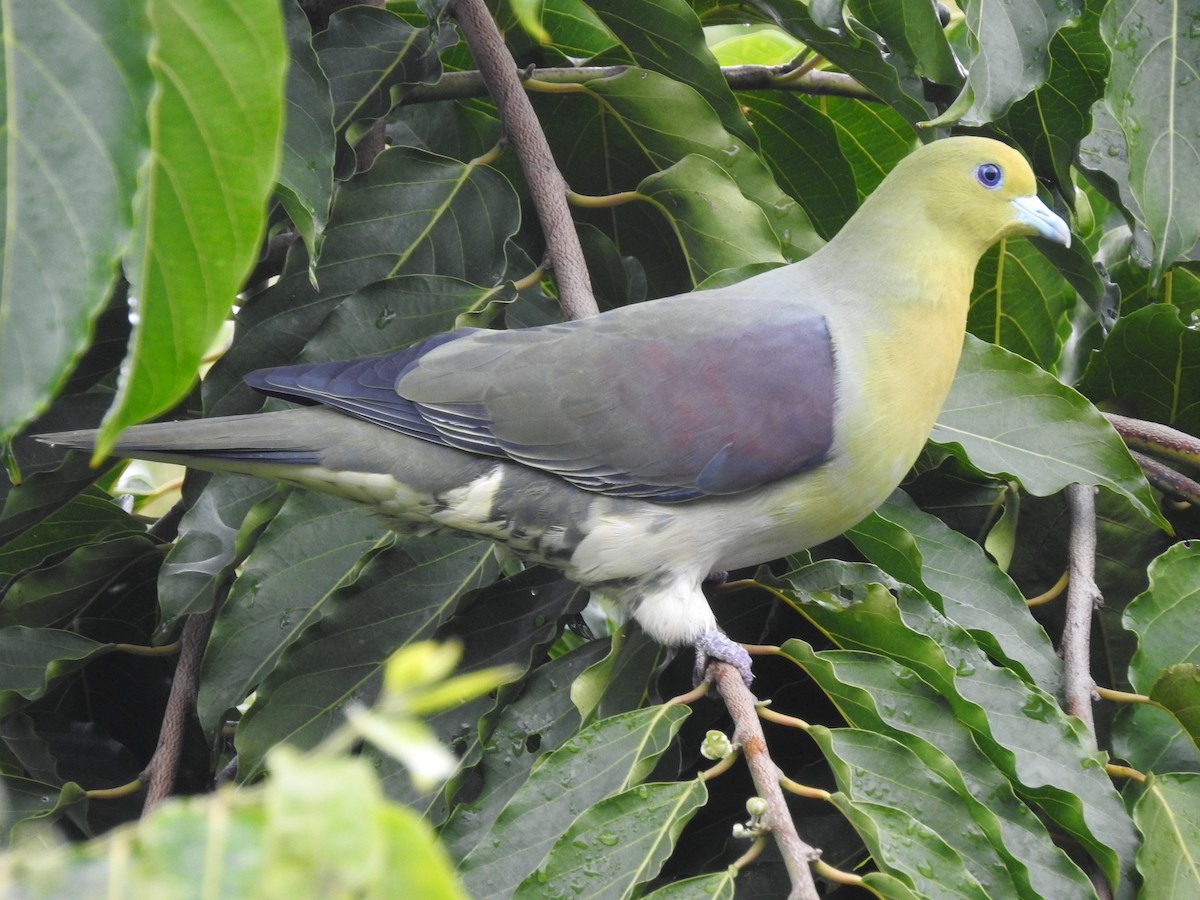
[1105, 412, 1200, 502]
[448, 0, 597, 321]
[1062, 484, 1100, 736]
[141, 590, 223, 813]
[710, 662, 821, 900]
[404, 64, 876, 105]
[1062, 484, 1113, 900]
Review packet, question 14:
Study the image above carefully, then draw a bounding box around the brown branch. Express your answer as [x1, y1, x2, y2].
[404, 64, 876, 105]
[710, 662, 821, 900]
[1129, 449, 1200, 505]
[1062, 484, 1113, 900]
[1105, 412, 1200, 502]
[448, 0, 597, 321]
[1062, 484, 1101, 737]
[723, 64, 875, 98]
[1105, 412, 1200, 469]
[141, 589, 224, 814]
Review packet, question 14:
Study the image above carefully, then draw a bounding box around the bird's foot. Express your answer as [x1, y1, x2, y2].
[703, 570, 729, 585]
[693, 629, 753, 687]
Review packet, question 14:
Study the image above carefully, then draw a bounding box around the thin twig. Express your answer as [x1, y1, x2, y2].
[710, 662, 821, 900]
[448, 0, 597, 321]
[403, 65, 876, 104]
[1062, 484, 1101, 737]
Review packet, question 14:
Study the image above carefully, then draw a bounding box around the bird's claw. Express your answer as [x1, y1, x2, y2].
[693, 630, 753, 687]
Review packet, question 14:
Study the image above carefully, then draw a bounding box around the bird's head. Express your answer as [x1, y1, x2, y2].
[834, 136, 1071, 264]
[903, 136, 1071, 253]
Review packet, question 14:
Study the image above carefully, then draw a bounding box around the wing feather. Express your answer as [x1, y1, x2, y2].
[244, 295, 838, 502]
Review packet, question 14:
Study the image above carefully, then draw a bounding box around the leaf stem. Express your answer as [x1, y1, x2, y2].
[1025, 570, 1068, 606]
[87, 779, 144, 801]
[1105, 763, 1147, 782]
[1094, 685, 1154, 705]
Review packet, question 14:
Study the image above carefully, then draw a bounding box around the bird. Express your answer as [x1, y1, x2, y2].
[40, 137, 1070, 685]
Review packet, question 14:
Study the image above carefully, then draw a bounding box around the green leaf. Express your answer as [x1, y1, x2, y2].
[508, 0, 550, 43]
[390, 568, 589, 811]
[1102, 0, 1200, 278]
[456, 705, 690, 900]
[234, 535, 495, 778]
[277, 0, 335, 258]
[0, 486, 143, 583]
[0, 533, 160, 629]
[540, 0, 618, 59]
[0, 627, 111, 715]
[739, 92, 858, 240]
[811, 725, 1011, 898]
[850, 491, 1063, 694]
[1133, 773, 1200, 900]
[846, 0, 962, 86]
[1002, 0, 1108, 201]
[771, 3, 935, 130]
[637, 155, 786, 283]
[154, 474, 281, 630]
[514, 780, 707, 898]
[195, 493, 390, 729]
[708, 25, 805, 66]
[786, 643, 1095, 898]
[0, 751, 467, 898]
[1150, 664, 1200, 750]
[97, 0, 287, 456]
[810, 96, 917, 202]
[642, 869, 737, 899]
[968, 237, 1074, 371]
[587, 0, 755, 146]
[772, 566, 1138, 894]
[1123, 542, 1200, 692]
[310, 147, 522, 294]
[315, 5, 444, 173]
[932, 335, 1164, 527]
[0, 776, 88, 844]
[1113, 702, 1200, 776]
[0, 0, 151, 440]
[1079, 304, 1200, 436]
[541, 69, 819, 271]
[438, 642, 607, 862]
[952, 0, 1081, 125]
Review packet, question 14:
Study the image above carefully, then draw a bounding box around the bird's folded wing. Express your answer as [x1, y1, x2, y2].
[247, 302, 837, 502]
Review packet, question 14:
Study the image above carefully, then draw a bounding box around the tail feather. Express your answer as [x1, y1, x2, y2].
[37, 408, 329, 465]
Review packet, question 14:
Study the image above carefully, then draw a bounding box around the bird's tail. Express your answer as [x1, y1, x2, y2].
[37, 407, 329, 468]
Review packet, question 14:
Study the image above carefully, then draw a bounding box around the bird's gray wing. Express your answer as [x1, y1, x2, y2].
[246, 298, 837, 502]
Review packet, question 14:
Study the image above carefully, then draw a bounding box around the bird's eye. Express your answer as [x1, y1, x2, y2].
[976, 163, 1003, 189]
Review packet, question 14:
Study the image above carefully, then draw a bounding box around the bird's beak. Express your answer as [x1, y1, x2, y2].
[1011, 195, 1071, 247]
